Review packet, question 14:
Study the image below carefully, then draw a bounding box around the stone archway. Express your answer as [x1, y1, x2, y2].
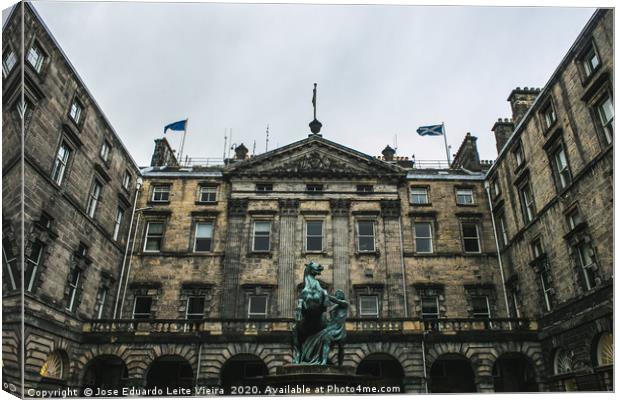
[220, 354, 268, 394]
[146, 355, 193, 392]
[356, 353, 405, 390]
[492, 352, 538, 392]
[429, 353, 476, 393]
[82, 355, 128, 395]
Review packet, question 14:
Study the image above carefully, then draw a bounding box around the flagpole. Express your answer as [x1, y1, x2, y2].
[178, 118, 188, 164]
[442, 121, 451, 166]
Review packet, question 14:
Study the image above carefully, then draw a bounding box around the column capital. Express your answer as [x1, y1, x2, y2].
[279, 199, 300, 216]
[330, 199, 351, 216]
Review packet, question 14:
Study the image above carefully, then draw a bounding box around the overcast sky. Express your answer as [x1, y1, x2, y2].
[25, 1, 595, 166]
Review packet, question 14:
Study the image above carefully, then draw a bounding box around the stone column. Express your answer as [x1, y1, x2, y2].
[330, 199, 351, 297]
[475, 374, 495, 393]
[276, 199, 299, 318]
[380, 200, 407, 317]
[220, 198, 248, 318]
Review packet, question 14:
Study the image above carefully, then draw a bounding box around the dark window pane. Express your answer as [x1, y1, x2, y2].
[253, 237, 270, 251]
[421, 296, 439, 317]
[307, 237, 322, 252]
[134, 297, 152, 319]
[145, 238, 162, 251]
[249, 295, 267, 316]
[306, 221, 322, 236]
[462, 223, 477, 237]
[148, 223, 163, 235]
[464, 239, 480, 253]
[187, 297, 205, 319]
[358, 221, 374, 236]
[359, 237, 375, 252]
[194, 238, 212, 252]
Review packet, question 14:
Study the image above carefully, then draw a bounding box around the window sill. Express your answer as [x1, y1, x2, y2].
[248, 251, 272, 258]
[456, 203, 477, 207]
[355, 251, 380, 258]
[147, 200, 170, 205]
[303, 250, 327, 256]
[195, 201, 218, 205]
[410, 202, 432, 207]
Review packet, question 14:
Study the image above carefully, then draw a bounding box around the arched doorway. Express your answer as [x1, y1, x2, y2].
[429, 353, 476, 393]
[82, 355, 128, 395]
[37, 350, 70, 392]
[146, 355, 193, 392]
[356, 353, 404, 390]
[492, 353, 538, 392]
[220, 354, 268, 394]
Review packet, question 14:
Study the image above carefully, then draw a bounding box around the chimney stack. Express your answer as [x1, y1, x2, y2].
[491, 118, 515, 154]
[150, 138, 179, 167]
[234, 143, 248, 160]
[507, 87, 541, 125]
[451, 132, 482, 171]
[382, 145, 396, 161]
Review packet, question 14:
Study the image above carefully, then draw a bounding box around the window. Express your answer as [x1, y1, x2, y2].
[356, 184, 373, 193]
[186, 296, 205, 319]
[70, 100, 82, 124]
[491, 177, 501, 198]
[86, 180, 102, 218]
[248, 295, 268, 318]
[306, 184, 324, 192]
[51, 142, 71, 185]
[552, 146, 571, 189]
[540, 265, 554, 312]
[144, 222, 164, 252]
[596, 94, 613, 144]
[305, 220, 323, 252]
[567, 209, 583, 230]
[456, 189, 474, 205]
[26, 43, 44, 72]
[359, 295, 379, 317]
[2, 49, 17, 77]
[256, 183, 273, 192]
[531, 239, 544, 259]
[132, 296, 153, 319]
[122, 171, 131, 190]
[471, 296, 490, 318]
[357, 220, 375, 252]
[519, 183, 536, 224]
[252, 221, 271, 252]
[461, 222, 480, 253]
[65, 268, 81, 312]
[193, 222, 213, 252]
[151, 185, 170, 202]
[582, 44, 600, 77]
[100, 140, 110, 162]
[26, 242, 43, 292]
[198, 186, 217, 203]
[16, 99, 29, 120]
[541, 101, 557, 130]
[421, 296, 439, 319]
[2, 238, 18, 291]
[113, 208, 124, 241]
[410, 187, 429, 204]
[414, 222, 433, 253]
[509, 288, 521, 318]
[577, 243, 597, 291]
[513, 142, 525, 168]
[94, 286, 108, 319]
[497, 215, 508, 247]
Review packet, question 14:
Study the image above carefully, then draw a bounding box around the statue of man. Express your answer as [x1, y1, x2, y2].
[322, 289, 349, 366]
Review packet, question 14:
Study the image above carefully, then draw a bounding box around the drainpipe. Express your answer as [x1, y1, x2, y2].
[196, 342, 202, 385]
[118, 208, 150, 318]
[421, 331, 428, 393]
[484, 181, 512, 327]
[397, 216, 408, 317]
[113, 178, 142, 318]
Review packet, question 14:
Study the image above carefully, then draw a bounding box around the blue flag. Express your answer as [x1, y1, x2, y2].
[416, 124, 444, 136]
[164, 119, 187, 133]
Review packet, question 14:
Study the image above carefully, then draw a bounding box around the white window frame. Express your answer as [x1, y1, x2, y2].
[198, 186, 217, 203]
[86, 180, 102, 218]
[113, 208, 124, 241]
[2, 49, 17, 77]
[520, 184, 535, 223]
[151, 185, 170, 202]
[456, 189, 474, 205]
[553, 146, 571, 189]
[582, 44, 600, 77]
[461, 222, 481, 253]
[132, 296, 153, 319]
[65, 269, 81, 312]
[421, 295, 440, 319]
[26, 243, 43, 293]
[510, 290, 521, 318]
[247, 295, 268, 318]
[256, 183, 273, 192]
[193, 222, 214, 252]
[567, 210, 582, 230]
[577, 243, 596, 291]
[70, 100, 82, 124]
[542, 102, 557, 129]
[540, 267, 553, 312]
[26, 43, 44, 72]
[100, 140, 110, 162]
[252, 221, 271, 252]
[143, 221, 164, 252]
[185, 296, 206, 319]
[95, 287, 108, 319]
[3, 240, 17, 291]
[122, 171, 131, 190]
[498, 215, 508, 247]
[51, 142, 71, 185]
[357, 220, 376, 253]
[410, 187, 429, 204]
[596, 94, 614, 145]
[471, 295, 491, 318]
[414, 222, 433, 254]
[359, 295, 379, 318]
[306, 184, 324, 192]
[305, 220, 324, 252]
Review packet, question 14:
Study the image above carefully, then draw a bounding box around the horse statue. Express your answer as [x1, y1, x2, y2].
[293, 261, 348, 365]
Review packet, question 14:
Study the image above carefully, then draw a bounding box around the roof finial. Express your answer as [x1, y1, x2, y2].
[309, 82, 322, 135]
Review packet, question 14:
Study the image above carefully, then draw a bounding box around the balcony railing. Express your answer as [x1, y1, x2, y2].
[83, 318, 536, 335]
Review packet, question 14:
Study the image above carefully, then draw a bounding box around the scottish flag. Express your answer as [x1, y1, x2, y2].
[416, 124, 444, 136]
[164, 119, 187, 133]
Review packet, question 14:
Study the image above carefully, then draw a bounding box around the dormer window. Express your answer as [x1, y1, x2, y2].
[581, 43, 600, 78]
[69, 99, 82, 124]
[2, 49, 17, 77]
[26, 43, 45, 73]
[541, 100, 557, 130]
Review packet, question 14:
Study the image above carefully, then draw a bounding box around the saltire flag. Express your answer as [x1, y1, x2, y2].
[416, 124, 444, 136]
[164, 119, 187, 133]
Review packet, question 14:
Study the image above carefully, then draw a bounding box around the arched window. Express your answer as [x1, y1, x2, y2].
[553, 348, 573, 375]
[40, 351, 66, 380]
[596, 332, 613, 366]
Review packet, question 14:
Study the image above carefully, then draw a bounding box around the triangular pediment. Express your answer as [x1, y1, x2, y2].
[227, 135, 404, 179]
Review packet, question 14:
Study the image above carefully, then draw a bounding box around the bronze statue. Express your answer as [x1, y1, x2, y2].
[293, 262, 348, 365]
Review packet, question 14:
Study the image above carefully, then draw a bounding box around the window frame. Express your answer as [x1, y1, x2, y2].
[470, 295, 491, 318]
[414, 221, 433, 254]
[540, 99, 557, 131]
[356, 220, 376, 253]
[356, 184, 374, 193]
[65, 268, 81, 312]
[255, 183, 273, 192]
[26, 41, 45, 73]
[247, 294, 268, 318]
[358, 295, 379, 318]
[94, 286, 108, 319]
[576, 243, 597, 291]
[512, 141, 525, 169]
[2, 48, 17, 78]
[410, 187, 429, 205]
[122, 171, 132, 191]
[304, 220, 324, 253]
[251, 220, 272, 252]
[540, 266, 554, 312]
[581, 42, 601, 79]
[151, 185, 171, 203]
[185, 295, 206, 320]
[306, 183, 324, 193]
[198, 185, 217, 203]
[99, 140, 111, 162]
[421, 295, 440, 319]
[86, 179, 103, 218]
[143, 221, 165, 253]
[2, 238, 18, 291]
[113, 207, 124, 241]
[461, 221, 481, 254]
[51, 141, 72, 186]
[25, 242, 43, 292]
[551, 144, 572, 190]
[519, 181, 536, 224]
[193, 221, 214, 253]
[69, 98, 83, 125]
[455, 188, 475, 205]
[595, 92, 614, 145]
[132, 296, 153, 319]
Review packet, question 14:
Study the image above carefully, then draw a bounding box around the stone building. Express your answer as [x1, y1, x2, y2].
[1, 2, 613, 396]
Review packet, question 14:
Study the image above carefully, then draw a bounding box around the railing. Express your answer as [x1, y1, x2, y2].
[178, 157, 225, 167]
[411, 160, 451, 169]
[84, 318, 536, 335]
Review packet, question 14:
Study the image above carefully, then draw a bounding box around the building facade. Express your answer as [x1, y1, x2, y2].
[2, 3, 613, 396]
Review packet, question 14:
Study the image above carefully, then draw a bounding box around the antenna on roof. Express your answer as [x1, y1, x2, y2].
[223, 129, 228, 160]
[394, 134, 398, 152]
[252, 140, 256, 156]
[265, 124, 270, 152]
[228, 129, 233, 159]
